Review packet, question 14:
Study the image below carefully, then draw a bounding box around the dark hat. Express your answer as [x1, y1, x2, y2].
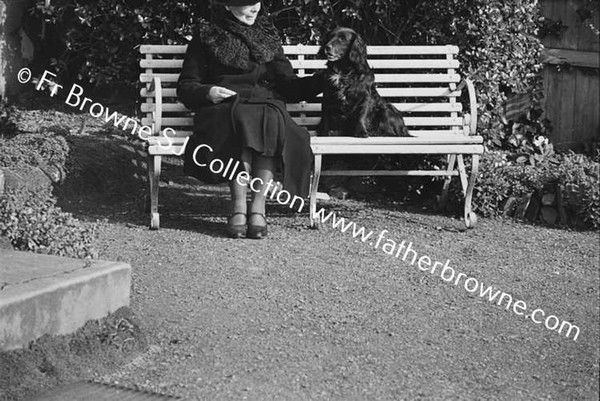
[215, 0, 261, 6]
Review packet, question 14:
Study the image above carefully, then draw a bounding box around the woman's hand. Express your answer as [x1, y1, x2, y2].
[207, 86, 237, 104]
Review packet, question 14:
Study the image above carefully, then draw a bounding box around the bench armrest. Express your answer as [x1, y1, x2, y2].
[457, 78, 478, 135]
[148, 77, 163, 134]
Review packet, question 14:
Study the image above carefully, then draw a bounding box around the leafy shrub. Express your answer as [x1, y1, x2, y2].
[32, 0, 209, 88]
[0, 189, 98, 258]
[461, 149, 600, 229]
[271, 0, 544, 150]
[0, 122, 97, 257]
[0, 132, 69, 169]
[543, 152, 600, 229]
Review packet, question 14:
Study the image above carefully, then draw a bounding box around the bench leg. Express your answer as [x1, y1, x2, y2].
[438, 154, 457, 210]
[148, 154, 162, 230]
[463, 154, 480, 229]
[309, 154, 322, 228]
[456, 155, 469, 196]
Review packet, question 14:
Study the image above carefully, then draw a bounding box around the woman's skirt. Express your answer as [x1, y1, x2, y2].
[183, 97, 313, 198]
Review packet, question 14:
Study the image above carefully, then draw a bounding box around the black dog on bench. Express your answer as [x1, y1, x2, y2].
[317, 27, 410, 138]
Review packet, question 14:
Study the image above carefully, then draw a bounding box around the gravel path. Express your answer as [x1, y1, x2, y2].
[89, 179, 598, 400]
[12, 109, 600, 400]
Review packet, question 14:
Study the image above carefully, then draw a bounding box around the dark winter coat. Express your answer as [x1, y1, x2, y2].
[177, 13, 323, 198]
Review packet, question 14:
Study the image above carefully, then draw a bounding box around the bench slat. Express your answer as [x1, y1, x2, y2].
[141, 87, 461, 98]
[141, 103, 189, 112]
[140, 45, 188, 54]
[282, 45, 459, 55]
[148, 141, 483, 156]
[321, 170, 460, 176]
[147, 129, 468, 139]
[140, 60, 184, 69]
[140, 73, 462, 84]
[284, 102, 465, 113]
[289, 59, 460, 69]
[142, 102, 464, 113]
[310, 136, 482, 144]
[291, 116, 466, 127]
[140, 58, 460, 70]
[141, 116, 465, 128]
[311, 144, 483, 155]
[146, 134, 482, 147]
[140, 44, 459, 56]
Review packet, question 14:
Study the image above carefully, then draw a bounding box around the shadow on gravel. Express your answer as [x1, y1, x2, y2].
[53, 126, 467, 235]
[53, 134, 147, 225]
[53, 134, 231, 237]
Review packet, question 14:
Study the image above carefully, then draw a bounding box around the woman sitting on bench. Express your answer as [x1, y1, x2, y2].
[177, 0, 323, 239]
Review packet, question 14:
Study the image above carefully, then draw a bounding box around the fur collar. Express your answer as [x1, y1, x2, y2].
[198, 15, 281, 71]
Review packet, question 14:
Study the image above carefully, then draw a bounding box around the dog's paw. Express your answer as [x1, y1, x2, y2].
[328, 129, 343, 136]
[399, 126, 411, 137]
[353, 130, 369, 138]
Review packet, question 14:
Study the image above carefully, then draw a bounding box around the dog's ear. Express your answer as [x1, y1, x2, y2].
[348, 32, 368, 68]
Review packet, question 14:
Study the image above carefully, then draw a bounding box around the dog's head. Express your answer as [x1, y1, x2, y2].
[318, 27, 367, 67]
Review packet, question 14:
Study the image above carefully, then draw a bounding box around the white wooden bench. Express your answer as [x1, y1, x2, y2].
[139, 44, 483, 230]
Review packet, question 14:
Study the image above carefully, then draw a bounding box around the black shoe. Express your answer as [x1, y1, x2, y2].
[247, 213, 268, 239]
[227, 212, 247, 238]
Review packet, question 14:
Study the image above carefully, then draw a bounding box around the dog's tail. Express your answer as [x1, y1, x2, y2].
[386, 103, 411, 137]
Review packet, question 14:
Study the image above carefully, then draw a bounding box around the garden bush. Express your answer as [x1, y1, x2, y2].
[0, 189, 98, 258]
[0, 122, 98, 258]
[0, 131, 69, 170]
[31, 0, 209, 89]
[462, 147, 600, 229]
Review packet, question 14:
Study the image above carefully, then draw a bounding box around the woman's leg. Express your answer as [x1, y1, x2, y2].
[228, 149, 252, 225]
[248, 154, 275, 226]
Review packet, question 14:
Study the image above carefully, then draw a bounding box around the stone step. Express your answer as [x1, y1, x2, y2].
[0, 250, 131, 351]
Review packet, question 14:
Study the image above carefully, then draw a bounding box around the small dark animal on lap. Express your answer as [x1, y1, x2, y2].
[317, 27, 411, 138]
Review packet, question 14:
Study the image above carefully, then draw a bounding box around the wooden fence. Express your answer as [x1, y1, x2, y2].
[540, 0, 599, 151]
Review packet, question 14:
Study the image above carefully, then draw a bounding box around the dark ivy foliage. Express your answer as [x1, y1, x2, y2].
[0, 189, 98, 258]
[34, 0, 544, 149]
[32, 0, 209, 87]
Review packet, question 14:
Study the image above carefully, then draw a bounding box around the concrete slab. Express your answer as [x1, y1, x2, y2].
[0, 250, 131, 351]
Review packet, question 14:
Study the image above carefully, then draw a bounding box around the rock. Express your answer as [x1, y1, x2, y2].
[514, 194, 532, 220]
[502, 196, 518, 217]
[525, 194, 541, 222]
[329, 186, 348, 200]
[556, 188, 568, 225]
[38, 163, 64, 184]
[541, 206, 558, 225]
[316, 192, 330, 201]
[2, 165, 54, 193]
[541, 193, 556, 206]
[0, 235, 13, 250]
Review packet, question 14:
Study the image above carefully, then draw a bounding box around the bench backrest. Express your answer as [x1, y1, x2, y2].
[139, 45, 466, 139]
